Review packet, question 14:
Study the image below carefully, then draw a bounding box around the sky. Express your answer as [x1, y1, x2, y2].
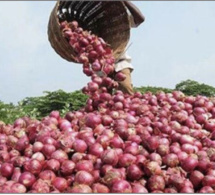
[0, 1, 215, 104]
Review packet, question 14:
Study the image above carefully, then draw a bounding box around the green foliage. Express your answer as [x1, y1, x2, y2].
[0, 90, 88, 124]
[175, 80, 215, 97]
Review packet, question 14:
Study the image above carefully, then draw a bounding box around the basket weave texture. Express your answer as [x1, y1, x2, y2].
[48, 1, 131, 63]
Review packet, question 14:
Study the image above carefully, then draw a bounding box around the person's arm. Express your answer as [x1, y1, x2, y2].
[124, 1, 145, 27]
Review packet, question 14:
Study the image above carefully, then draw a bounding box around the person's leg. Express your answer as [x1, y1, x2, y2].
[118, 68, 134, 95]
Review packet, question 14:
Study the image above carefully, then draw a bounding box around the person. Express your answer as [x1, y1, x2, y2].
[115, 1, 145, 95]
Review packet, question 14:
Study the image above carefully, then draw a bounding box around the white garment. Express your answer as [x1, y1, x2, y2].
[115, 52, 134, 73]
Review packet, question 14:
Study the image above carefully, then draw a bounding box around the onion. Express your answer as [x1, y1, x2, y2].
[127, 164, 143, 181]
[189, 170, 204, 188]
[11, 183, 27, 193]
[75, 160, 94, 172]
[132, 183, 148, 193]
[85, 113, 101, 128]
[51, 150, 68, 163]
[70, 184, 92, 193]
[111, 180, 132, 193]
[92, 183, 110, 193]
[11, 168, 21, 182]
[144, 161, 161, 176]
[163, 153, 179, 167]
[15, 136, 29, 151]
[73, 139, 88, 153]
[168, 174, 185, 190]
[32, 141, 44, 152]
[31, 179, 50, 193]
[31, 152, 45, 163]
[39, 170, 56, 183]
[18, 172, 36, 188]
[52, 177, 68, 192]
[147, 175, 165, 191]
[0, 163, 14, 178]
[101, 149, 118, 166]
[149, 153, 162, 166]
[199, 186, 214, 193]
[89, 143, 104, 157]
[45, 159, 60, 172]
[60, 160, 75, 176]
[202, 175, 215, 187]
[74, 171, 94, 186]
[24, 159, 42, 175]
[181, 156, 198, 172]
[42, 144, 56, 158]
[71, 152, 86, 163]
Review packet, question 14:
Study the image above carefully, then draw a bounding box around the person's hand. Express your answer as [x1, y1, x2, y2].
[124, 1, 145, 27]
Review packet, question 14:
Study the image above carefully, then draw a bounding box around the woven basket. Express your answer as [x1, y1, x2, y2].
[48, 1, 131, 63]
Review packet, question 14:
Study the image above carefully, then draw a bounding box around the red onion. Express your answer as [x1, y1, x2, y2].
[0, 163, 14, 178]
[71, 152, 86, 163]
[92, 183, 110, 193]
[147, 175, 165, 191]
[11, 167, 21, 182]
[60, 160, 75, 176]
[189, 170, 204, 188]
[85, 113, 101, 128]
[111, 180, 132, 193]
[31, 152, 45, 162]
[168, 174, 185, 190]
[202, 175, 215, 187]
[42, 144, 56, 158]
[127, 164, 143, 181]
[15, 136, 29, 151]
[24, 159, 42, 175]
[149, 153, 162, 166]
[31, 179, 50, 193]
[157, 144, 170, 156]
[164, 188, 178, 193]
[45, 159, 60, 172]
[52, 177, 68, 192]
[181, 156, 198, 172]
[73, 139, 88, 153]
[101, 149, 118, 166]
[132, 183, 148, 193]
[39, 170, 56, 183]
[18, 172, 36, 188]
[163, 153, 179, 167]
[89, 143, 104, 157]
[51, 150, 68, 163]
[74, 171, 94, 186]
[199, 186, 214, 193]
[75, 160, 94, 173]
[180, 186, 194, 193]
[11, 183, 27, 193]
[144, 161, 161, 176]
[32, 141, 44, 152]
[70, 184, 92, 193]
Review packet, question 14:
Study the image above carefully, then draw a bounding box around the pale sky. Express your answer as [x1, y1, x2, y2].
[0, 1, 215, 104]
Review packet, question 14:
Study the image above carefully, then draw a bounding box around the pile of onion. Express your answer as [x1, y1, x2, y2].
[1, 20, 215, 193]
